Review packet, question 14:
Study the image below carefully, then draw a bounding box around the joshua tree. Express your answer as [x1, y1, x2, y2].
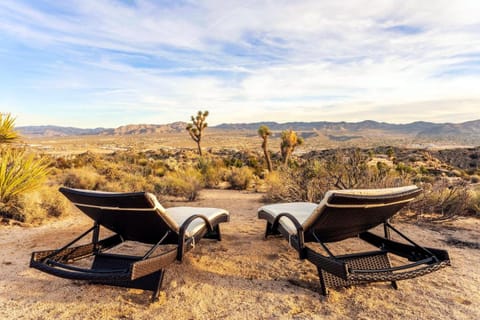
[280, 129, 304, 165]
[258, 125, 273, 172]
[186, 110, 209, 156]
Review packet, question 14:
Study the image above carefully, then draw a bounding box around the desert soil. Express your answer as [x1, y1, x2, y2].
[0, 189, 479, 320]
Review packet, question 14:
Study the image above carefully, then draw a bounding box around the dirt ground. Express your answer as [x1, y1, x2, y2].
[0, 189, 479, 319]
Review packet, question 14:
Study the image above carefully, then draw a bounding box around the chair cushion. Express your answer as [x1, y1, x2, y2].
[166, 207, 229, 237]
[258, 202, 317, 235]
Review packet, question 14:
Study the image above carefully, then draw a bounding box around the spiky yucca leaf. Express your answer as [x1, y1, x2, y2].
[0, 113, 19, 143]
[0, 148, 50, 203]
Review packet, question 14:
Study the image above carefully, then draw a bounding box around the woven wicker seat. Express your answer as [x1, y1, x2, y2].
[258, 185, 450, 296]
[30, 187, 229, 301]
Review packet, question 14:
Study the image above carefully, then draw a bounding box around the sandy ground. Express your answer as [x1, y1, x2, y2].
[0, 189, 479, 320]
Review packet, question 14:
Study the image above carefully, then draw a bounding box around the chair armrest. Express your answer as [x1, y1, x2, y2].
[272, 213, 306, 259]
[177, 214, 213, 261]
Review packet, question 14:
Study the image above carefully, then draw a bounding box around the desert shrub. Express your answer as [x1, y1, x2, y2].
[137, 158, 148, 166]
[264, 160, 330, 202]
[54, 156, 73, 169]
[96, 163, 124, 181]
[164, 157, 179, 171]
[154, 167, 167, 177]
[197, 156, 227, 188]
[156, 167, 203, 201]
[227, 166, 254, 190]
[264, 151, 414, 203]
[105, 172, 151, 193]
[409, 179, 471, 220]
[62, 166, 107, 190]
[3, 187, 70, 224]
[325, 149, 411, 190]
[71, 151, 98, 168]
[263, 171, 288, 201]
[467, 185, 480, 216]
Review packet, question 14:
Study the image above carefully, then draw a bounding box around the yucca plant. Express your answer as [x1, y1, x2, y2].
[0, 148, 50, 204]
[0, 113, 19, 143]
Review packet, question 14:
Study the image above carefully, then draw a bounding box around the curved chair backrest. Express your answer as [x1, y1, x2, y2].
[303, 185, 422, 243]
[59, 187, 180, 244]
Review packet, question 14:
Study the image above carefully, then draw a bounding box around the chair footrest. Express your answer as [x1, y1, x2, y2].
[319, 251, 450, 288]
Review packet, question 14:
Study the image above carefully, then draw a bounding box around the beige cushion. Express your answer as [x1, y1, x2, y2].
[166, 207, 229, 237]
[258, 202, 317, 235]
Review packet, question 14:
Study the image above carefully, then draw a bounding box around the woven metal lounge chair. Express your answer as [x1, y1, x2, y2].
[258, 185, 450, 295]
[30, 187, 229, 301]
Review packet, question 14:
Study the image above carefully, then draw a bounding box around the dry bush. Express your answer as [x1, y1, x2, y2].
[264, 160, 330, 202]
[7, 187, 70, 224]
[264, 152, 412, 203]
[468, 185, 480, 216]
[197, 156, 227, 188]
[104, 172, 152, 193]
[61, 166, 107, 190]
[156, 167, 203, 201]
[325, 149, 411, 189]
[408, 179, 472, 220]
[263, 171, 286, 201]
[471, 175, 480, 183]
[227, 166, 254, 190]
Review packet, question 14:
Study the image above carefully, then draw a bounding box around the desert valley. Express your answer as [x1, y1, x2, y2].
[0, 118, 479, 319]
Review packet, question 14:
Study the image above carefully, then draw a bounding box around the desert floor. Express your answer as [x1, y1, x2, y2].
[0, 189, 479, 320]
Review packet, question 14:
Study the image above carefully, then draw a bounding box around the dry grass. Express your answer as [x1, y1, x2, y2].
[1, 189, 479, 319]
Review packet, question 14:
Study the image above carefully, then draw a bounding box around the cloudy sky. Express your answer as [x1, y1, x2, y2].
[1, 1, 479, 128]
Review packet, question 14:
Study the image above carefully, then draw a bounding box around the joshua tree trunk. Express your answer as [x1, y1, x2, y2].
[196, 141, 202, 156]
[262, 139, 273, 172]
[258, 125, 273, 172]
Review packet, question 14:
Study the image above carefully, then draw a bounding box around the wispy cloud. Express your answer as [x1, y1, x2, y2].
[1, 0, 479, 127]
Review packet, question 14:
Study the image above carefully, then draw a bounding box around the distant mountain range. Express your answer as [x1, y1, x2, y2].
[215, 119, 480, 136]
[17, 122, 188, 137]
[16, 119, 480, 143]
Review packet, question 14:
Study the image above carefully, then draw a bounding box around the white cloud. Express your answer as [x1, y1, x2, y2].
[1, 0, 480, 127]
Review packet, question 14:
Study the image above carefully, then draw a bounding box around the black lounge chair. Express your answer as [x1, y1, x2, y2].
[258, 185, 450, 295]
[30, 187, 229, 301]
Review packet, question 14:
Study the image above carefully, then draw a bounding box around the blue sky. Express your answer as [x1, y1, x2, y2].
[1, 0, 480, 128]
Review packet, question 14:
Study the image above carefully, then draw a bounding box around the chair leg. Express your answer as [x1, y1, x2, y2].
[317, 266, 328, 296]
[264, 222, 272, 238]
[151, 269, 165, 302]
[203, 225, 222, 241]
[383, 222, 398, 290]
[391, 281, 398, 290]
[264, 222, 280, 238]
